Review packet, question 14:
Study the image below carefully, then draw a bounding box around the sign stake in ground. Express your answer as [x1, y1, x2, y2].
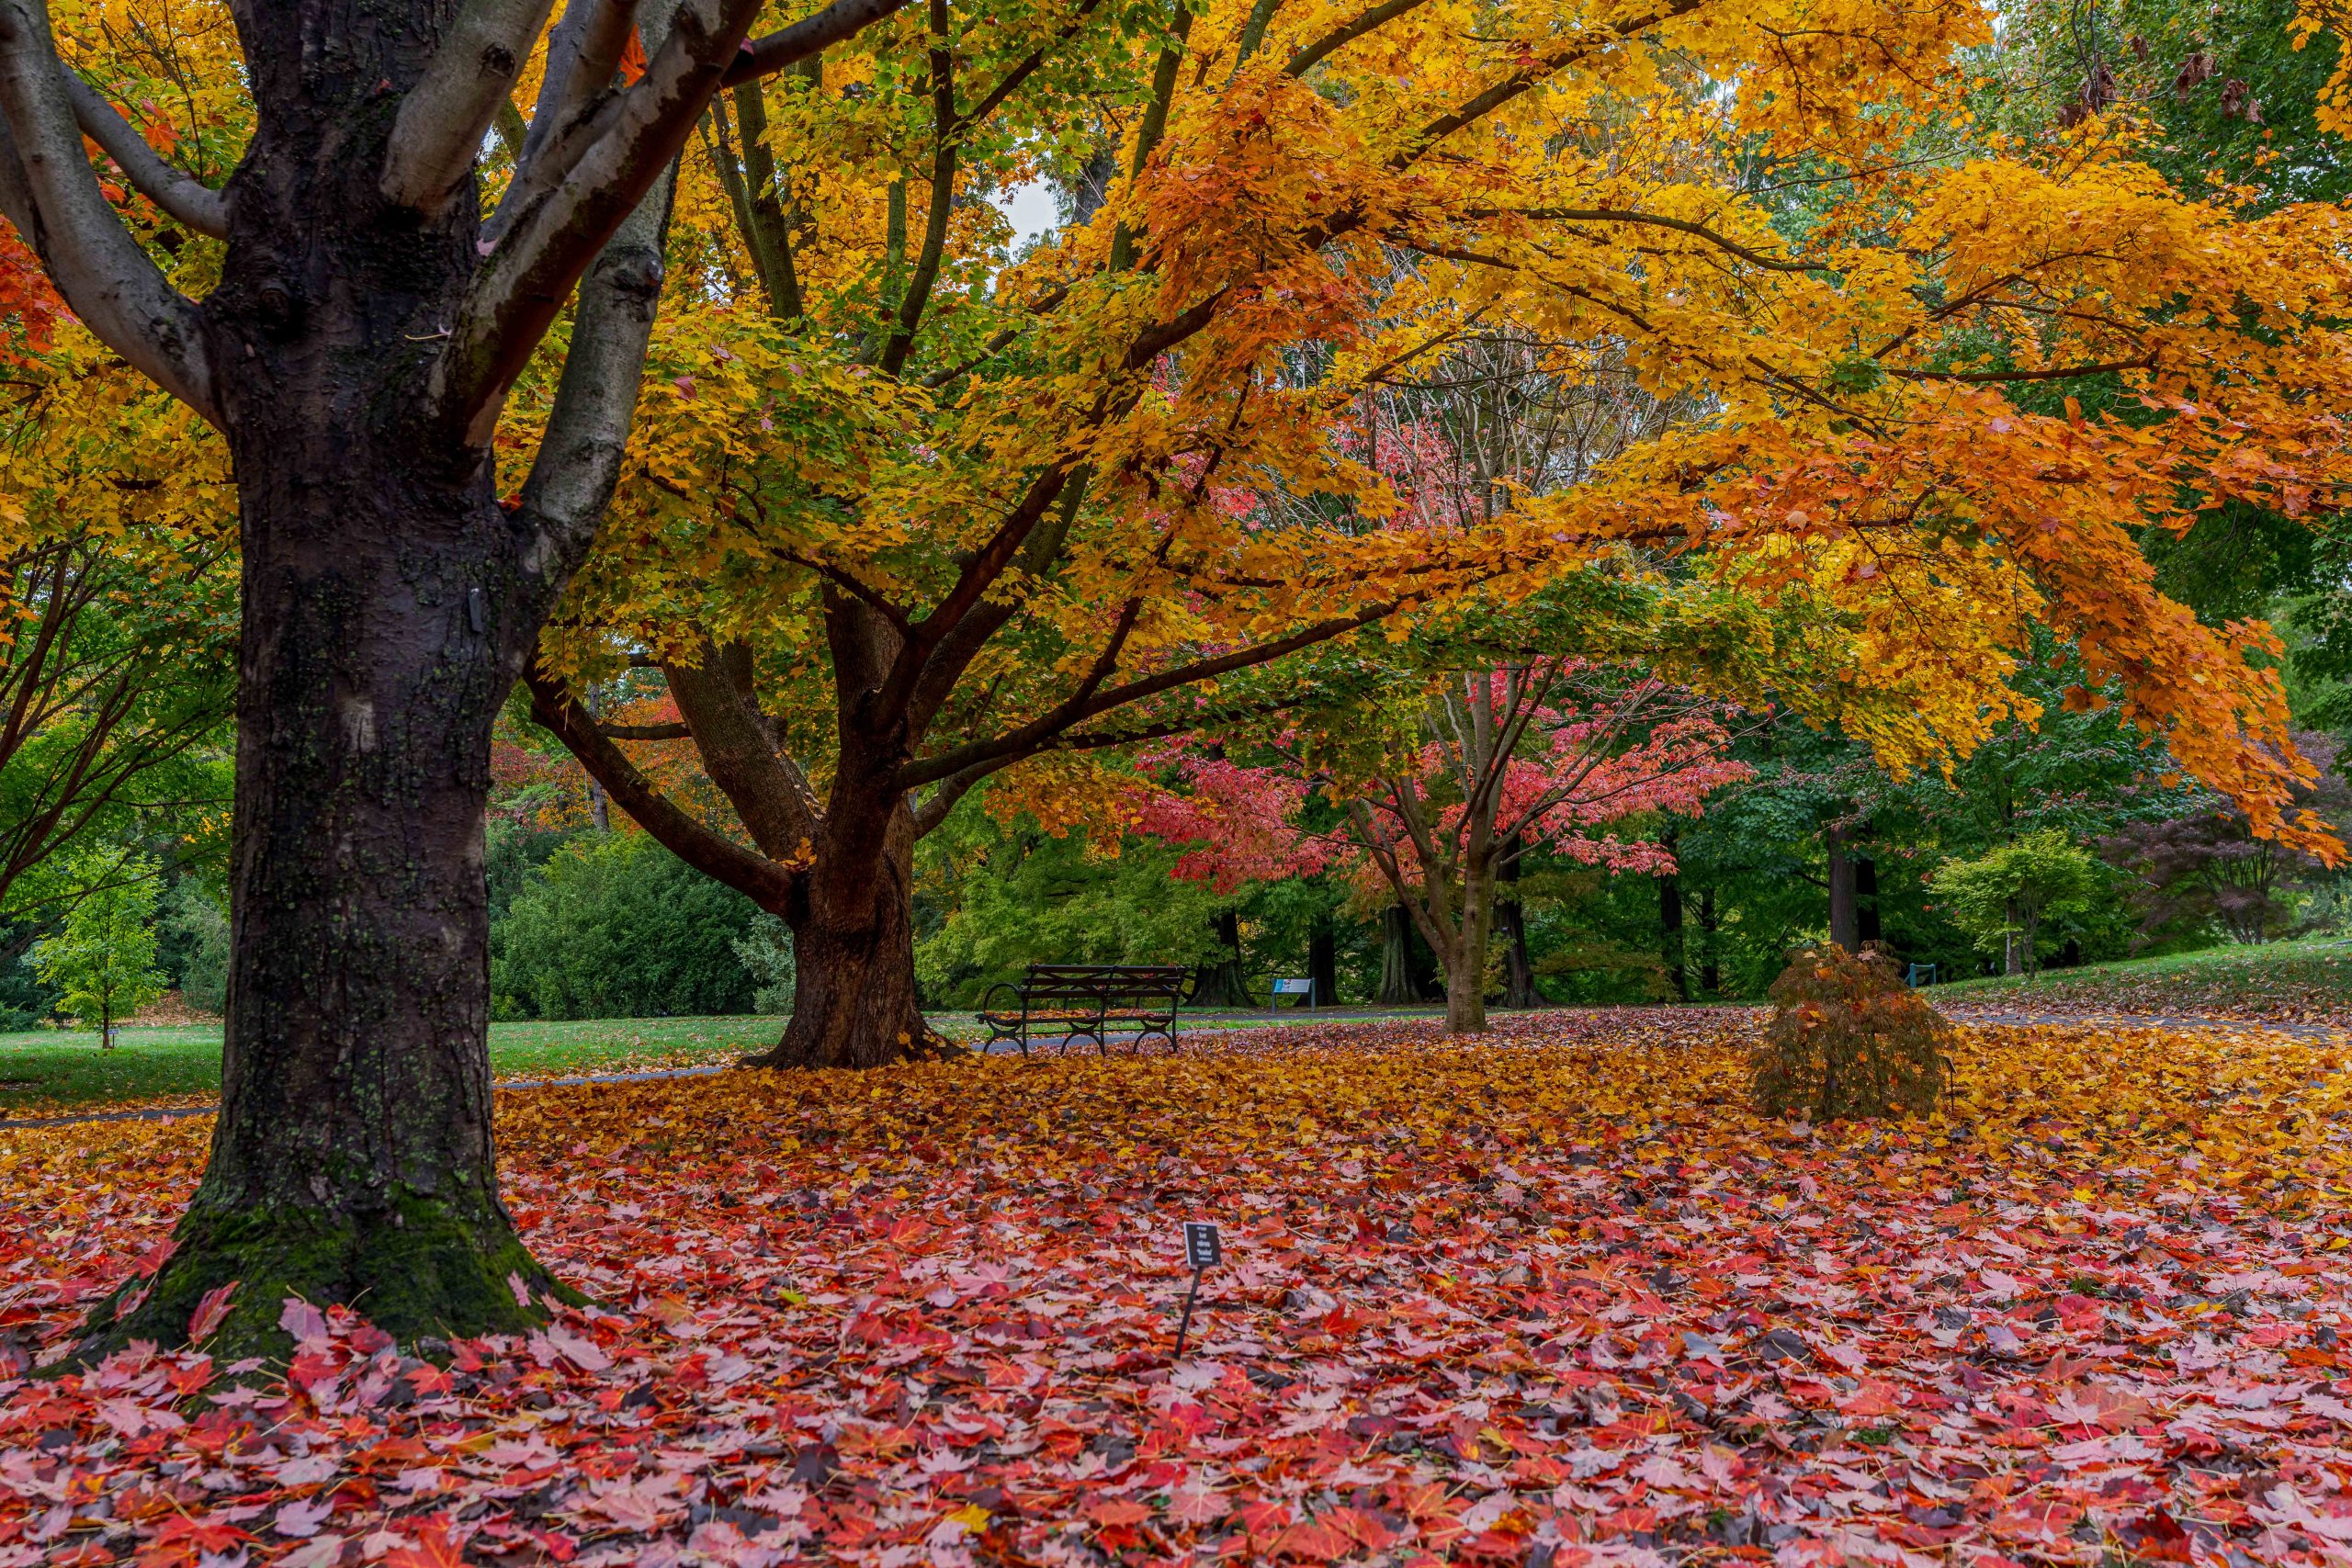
[1174, 1222, 1221, 1359]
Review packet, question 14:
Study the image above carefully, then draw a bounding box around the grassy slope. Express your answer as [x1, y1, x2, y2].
[1934, 935, 2352, 1021]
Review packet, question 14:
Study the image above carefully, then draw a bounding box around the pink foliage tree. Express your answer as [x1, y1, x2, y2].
[1131, 662, 1750, 1032]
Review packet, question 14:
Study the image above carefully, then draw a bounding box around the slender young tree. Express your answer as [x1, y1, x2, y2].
[1, 0, 916, 1349]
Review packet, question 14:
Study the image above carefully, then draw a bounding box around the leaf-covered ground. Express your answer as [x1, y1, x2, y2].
[1934, 938, 2352, 1030]
[4, 1010, 2350, 1567]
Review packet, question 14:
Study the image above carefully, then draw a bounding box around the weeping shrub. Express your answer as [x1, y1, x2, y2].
[1753, 944, 1948, 1120]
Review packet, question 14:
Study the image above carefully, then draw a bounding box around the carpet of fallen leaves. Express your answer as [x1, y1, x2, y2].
[4, 1010, 2352, 1568]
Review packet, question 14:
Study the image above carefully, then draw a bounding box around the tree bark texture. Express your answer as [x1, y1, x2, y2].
[1375, 905, 1438, 1004]
[746, 798, 934, 1069]
[92, 127, 561, 1354]
[1856, 856, 1880, 946]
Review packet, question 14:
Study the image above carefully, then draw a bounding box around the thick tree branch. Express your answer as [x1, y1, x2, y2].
[598, 719, 692, 739]
[723, 0, 917, 85]
[877, 0, 954, 377]
[61, 73, 224, 237]
[508, 156, 679, 626]
[0, 0, 215, 423]
[1283, 0, 1427, 78]
[382, 0, 559, 209]
[665, 647, 824, 858]
[527, 665, 803, 909]
[437, 0, 763, 445]
[1398, 0, 1705, 165]
[485, 0, 638, 246]
[1470, 204, 1821, 273]
[899, 604, 1392, 788]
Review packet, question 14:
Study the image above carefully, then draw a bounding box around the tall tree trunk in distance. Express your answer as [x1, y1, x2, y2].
[1496, 834, 1540, 1008]
[1377, 905, 1435, 1004]
[1659, 864, 1688, 1001]
[1306, 911, 1339, 1008]
[1440, 857, 1496, 1033]
[1826, 826, 1859, 952]
[1190, 908, 1252, 1008]
[1856, 856, 1879, 946]
[588, 776, 612, 834]
[1698, 886, 1720, 997]
[2004, 897, 2024, 976]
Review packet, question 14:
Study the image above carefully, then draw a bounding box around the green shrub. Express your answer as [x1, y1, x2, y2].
[34, 858, 166, 1040]
[163, 884, 230, 1014]
[491, 833, 763, 1020]
[1753, 944, 1948, 1120]
[732, 914, 796, 1014]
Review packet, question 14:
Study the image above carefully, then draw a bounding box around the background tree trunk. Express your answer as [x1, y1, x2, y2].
[1306, 912, 1338, 1007]
[1856, 856, 1880, 946]
[1698, 886, 1720, 997]
[1659, 865, 1688, 1001]
[1376, 905, 1439, 1004]
[1826, 826, 1859, 952]
[1190, 908, 1252, 1008]
[1496, 834, 1540, 1008]
[747, 800, 933, 1068]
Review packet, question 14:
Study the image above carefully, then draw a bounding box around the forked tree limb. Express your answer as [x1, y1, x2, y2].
[526, 664, 803, 909]
[381, 0, 560, 209]
[60, 73, 225, 237]
[0, 0, 216, 423]
[483, 0, 638, 245]
[435, 0, 763, 444]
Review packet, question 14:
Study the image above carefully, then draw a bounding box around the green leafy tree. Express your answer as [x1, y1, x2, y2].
[1929, 830, 2104, 975]
[35, 857, 165, 1044]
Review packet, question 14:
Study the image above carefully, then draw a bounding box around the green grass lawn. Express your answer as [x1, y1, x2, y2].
[1933, 935, 2352, 1021]
[0, 1016, 795, 1118]
[0, 1005, 1388, 1117]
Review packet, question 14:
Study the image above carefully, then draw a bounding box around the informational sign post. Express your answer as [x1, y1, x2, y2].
[1174, 1222, 1221, 1359]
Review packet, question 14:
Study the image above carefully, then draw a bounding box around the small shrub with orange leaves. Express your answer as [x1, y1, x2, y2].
[1755, 944, 1948, 1120]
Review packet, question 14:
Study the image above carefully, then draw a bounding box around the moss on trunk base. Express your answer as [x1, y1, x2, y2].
[78, 1186, 575, 1364]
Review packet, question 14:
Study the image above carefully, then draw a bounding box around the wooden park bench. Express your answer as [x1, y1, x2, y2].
[977, 964, 1192, 1057]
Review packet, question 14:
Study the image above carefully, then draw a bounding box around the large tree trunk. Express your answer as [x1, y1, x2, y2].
[1376, 905, 1438, 1004]
[93, 429, 556, 1356]
[1434, 860, 1494, 1034]
[750, 799, 934, 1068]
[1856, 855, 1880, 946]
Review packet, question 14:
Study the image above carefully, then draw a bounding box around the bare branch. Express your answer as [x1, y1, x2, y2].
[0, 0, 215, 423]
[383, 0, 560, 209]
[508, 152, 678, 615]
[899, 604, 1392, 788]
[1470, 204, 1822, 273]
[722, 0, 917, 85]
[599, 719, 691, 739]
[1398, 0, 1705, 165]
[61, 73, 224, 237]
[877, 0, 954, 377]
